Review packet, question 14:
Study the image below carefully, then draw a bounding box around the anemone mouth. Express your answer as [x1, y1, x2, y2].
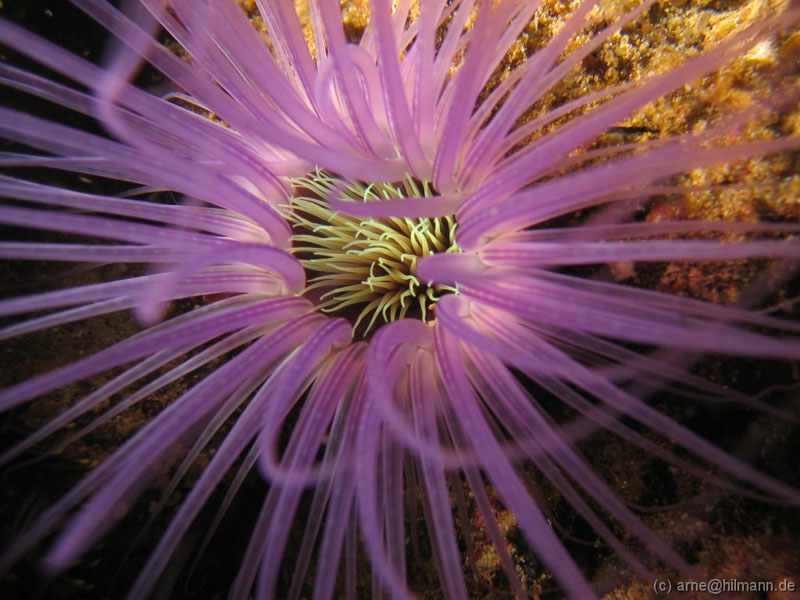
[286, 171, 460, 338]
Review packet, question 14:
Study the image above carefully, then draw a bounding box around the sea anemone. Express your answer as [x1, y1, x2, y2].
[1, 0, 800, 598]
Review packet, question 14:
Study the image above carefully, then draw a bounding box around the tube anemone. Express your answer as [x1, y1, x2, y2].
[1, 1, 800, 599]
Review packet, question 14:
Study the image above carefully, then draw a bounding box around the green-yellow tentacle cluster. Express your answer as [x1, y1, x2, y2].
[287, 171, 460, 336]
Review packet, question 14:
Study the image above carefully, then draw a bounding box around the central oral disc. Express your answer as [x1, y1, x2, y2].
[287, 172, 460, 337]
